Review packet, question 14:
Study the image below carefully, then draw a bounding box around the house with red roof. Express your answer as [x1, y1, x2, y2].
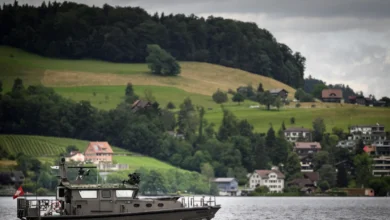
[322, 89, 343, 103]
[248, 168, 285, 193]
[84, 142, 114, 164]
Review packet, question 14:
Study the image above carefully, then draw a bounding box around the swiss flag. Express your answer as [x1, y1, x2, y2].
[13, 186, 25, 199]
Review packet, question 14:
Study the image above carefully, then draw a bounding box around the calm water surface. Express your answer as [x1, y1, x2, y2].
[1, 196, 389, 220]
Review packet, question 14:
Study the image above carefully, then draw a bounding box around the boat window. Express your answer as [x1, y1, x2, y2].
[134, 204, 140, 208]
[102, 190, 111, 198]
[116, 190, 134, 198]
[58, 188, 65, 197]
[79, 190, 97, 199]
[158, 203, 164, 207]
[146, 203, 152, 208]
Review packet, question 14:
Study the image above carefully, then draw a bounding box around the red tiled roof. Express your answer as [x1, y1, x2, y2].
[86, 142, 113, 154]
[295, 142, 321, 149]
[322, 89, 343, 99]
[254, 169, 285, 179]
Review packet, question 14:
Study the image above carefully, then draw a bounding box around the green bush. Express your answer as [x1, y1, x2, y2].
[212, 89, 228, 104]
[36, 187, 49, 196]
[166, 102, 176, 109]
[146, 44, 181, 76]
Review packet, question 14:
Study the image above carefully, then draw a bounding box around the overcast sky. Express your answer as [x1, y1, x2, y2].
[4, 0, 390, 98]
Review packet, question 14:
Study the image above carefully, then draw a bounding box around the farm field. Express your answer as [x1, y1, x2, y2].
[113, 156, 183, 172]
[1, 46, 390, 133]
[0, 135, 186, 172]
[53, 85, 256, 111]
[204, 105, 390, 133]
[0, 46, 296, 98]
[0, 134, 127, 156]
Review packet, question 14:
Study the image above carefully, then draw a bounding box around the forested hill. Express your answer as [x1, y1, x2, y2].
[0, 1, 305, 88]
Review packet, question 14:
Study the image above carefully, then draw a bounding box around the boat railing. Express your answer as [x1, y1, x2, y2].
[181, 196, 217, 208]
[17, 198, 62, 219]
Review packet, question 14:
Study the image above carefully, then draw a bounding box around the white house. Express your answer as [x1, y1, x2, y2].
[349, 124, 386, 143]
[65, 152, 85, 162]
[284, 127, 312, 142]
[248, 168, 285, 193]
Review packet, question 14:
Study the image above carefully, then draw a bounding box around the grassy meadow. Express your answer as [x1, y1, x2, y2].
[1, 46, 390, 133]
[0, 46, 296, 97]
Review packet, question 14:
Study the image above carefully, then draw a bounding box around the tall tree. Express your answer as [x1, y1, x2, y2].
[217, 109, 239, 141]
[125, 82, 135, 97]
[353, 153, 373, 188]
[146, 44, 181, 76]
[312, 117, 326, 142]
[257, 83, 264, 92]
[285, 152, 302, 181]
[177, 97, 198, 139]
[312, 84, 328, 99]
[257, 91, 276, 110]
[336, 164, 348, 187]
[232, 92, 244, 105]
[12, 78, 24, 93]
[274, 96, 283, 111]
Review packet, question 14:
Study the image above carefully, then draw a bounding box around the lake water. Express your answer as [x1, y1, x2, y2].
[1, 196, 390, 220]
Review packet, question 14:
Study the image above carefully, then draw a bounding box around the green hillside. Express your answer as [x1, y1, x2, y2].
[0, 46, 296, 97]
[1, 46, 390, 133]
[0, 135, 184, 172]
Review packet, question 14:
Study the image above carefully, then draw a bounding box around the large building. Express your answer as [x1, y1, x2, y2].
[248, 168, 285, 193]
[294, 142, 322, 172]
[84, 142, 114, 164]
[284, 127, 312, 142]
[350, 124, 386, 143]
[212, 178, 239, 196]
[372, 156, 390, 177]
[322, 89, 343, 103]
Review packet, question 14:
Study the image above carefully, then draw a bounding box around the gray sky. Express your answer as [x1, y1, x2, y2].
[4, 0, 390, 98]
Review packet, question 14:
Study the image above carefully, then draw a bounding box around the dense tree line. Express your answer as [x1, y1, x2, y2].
[0, 1, 305, 88]
[0, 78, 300, 186]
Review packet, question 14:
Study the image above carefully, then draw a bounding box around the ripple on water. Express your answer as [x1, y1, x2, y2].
[1, 197, 390, 220]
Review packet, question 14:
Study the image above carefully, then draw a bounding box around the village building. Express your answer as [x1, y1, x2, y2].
[284, 127, 312, 142]
[348, 95, 369, 105]
[294, 142, 322, 172]
[248, 168, 285, 193]
[321, 89, 343, 103]
[288, 172, 320, 194]
[212, 178, 239, 196]
[336, 140, 356, 151]
[268, 88, 289, 101]
[131, 100, 153, 113]
[65, 151, 85, 162]
[84, 142, 114, 164]
[372, 140, 390, 156]
[349, 124, 386, 143]
[372, 156, 390, 177]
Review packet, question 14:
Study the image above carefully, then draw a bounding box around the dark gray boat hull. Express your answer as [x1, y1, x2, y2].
[26, 206, 221, 220]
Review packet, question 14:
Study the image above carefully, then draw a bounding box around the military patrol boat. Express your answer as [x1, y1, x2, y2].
[16, 158, 221, 220]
